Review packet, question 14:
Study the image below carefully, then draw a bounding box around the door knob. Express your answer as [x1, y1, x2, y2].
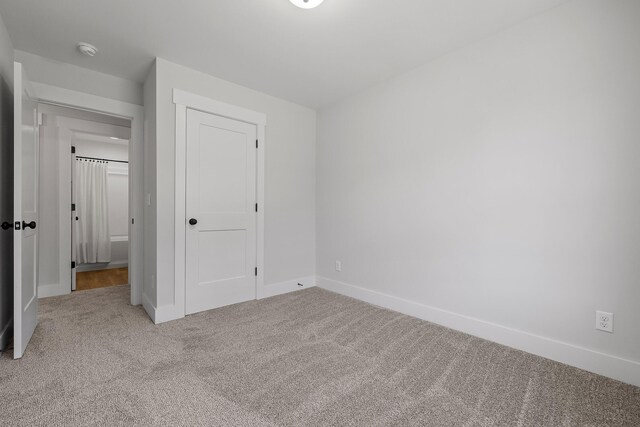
[22, 221, 36, 229]
[189, 218, 198, 225]
[1, 221, 13, 230]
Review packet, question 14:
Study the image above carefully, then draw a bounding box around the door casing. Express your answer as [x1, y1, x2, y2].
[173, 89, 266, 322]
[33, 83, 145, 307]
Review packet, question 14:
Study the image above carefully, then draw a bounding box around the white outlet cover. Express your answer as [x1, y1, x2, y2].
[595, 311, 614, 333]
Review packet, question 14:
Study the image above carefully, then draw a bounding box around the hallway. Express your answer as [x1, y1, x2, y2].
[76, 268, 129, 291]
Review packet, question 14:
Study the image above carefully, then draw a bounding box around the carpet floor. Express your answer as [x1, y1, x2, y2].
[0, 285, 638, 426]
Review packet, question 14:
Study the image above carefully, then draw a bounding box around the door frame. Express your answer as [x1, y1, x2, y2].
[33, 83, 144, 306]
[173, 89, 266, 317]
[38, 116, 131, 298]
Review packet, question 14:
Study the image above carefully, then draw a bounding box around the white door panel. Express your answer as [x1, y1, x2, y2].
[198, 229, 247, 281]
[14, 62, 39, 359]
[185, 109, 257, 315]
[197, 126, 248, 213]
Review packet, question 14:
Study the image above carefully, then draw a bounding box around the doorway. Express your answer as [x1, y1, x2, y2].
[72, 125, 130, 291]
[34, 85, 144, 307]
[38, 104, 132, 295]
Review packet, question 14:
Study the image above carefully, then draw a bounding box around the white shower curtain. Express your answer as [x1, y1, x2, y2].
[75, 160, 111, 263]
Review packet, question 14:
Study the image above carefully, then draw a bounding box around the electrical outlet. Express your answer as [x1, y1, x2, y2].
[335, 261, 342, 272]
[595, 311, 614, 333]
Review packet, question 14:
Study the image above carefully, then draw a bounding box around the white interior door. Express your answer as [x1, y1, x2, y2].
[71, 145, 77, 291]
[13, 62, 38, 359]
[185, 109, 257, 315]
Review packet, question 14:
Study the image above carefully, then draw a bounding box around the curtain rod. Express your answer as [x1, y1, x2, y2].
[76, 155, 128, 164]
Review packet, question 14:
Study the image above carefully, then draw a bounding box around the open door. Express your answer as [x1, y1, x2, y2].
[13, 62, 39, 359]
[71, 145, 77, 291]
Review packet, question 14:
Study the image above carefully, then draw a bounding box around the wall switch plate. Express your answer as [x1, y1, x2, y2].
[335, 261, 342, 272]
[596, 311, 614, 333]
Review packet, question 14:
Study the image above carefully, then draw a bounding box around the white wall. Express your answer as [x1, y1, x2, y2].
[316, 0, 640, 386]
[73, 138, 128, 161]
[148, 58, 316, 318]
[143, 62, 157, 308]
[0, 12, 14, 349]
[15, 50, 143, 106]
[37, 125, 61, 292]
[0, 14, 12, 88]
[74, 138, 129, 272]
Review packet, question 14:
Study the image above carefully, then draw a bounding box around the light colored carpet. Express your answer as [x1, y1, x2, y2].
[0, 285, 638, 426]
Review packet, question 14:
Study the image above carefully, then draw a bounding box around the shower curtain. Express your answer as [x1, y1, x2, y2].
[75, 159, 111, 263]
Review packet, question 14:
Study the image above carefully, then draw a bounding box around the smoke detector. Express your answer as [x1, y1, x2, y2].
[77, 42, 98, 57]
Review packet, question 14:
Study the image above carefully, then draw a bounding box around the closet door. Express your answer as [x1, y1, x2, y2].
[185, 109, 257, 315]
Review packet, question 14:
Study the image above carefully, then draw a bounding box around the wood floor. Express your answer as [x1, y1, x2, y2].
[76, 267, 128, 291]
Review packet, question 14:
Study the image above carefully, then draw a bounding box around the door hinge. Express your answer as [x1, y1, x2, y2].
[71, 146, 76, 154]
[256, 139, 258, 149]
[255, 267, 257, 276]
[131, 218, 134, 225]
[71, 203, 76, 211]
[255, 203, 258, 212]
[71, 261, 76, 269]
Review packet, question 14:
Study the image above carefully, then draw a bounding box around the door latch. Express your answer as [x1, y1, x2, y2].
[22, 221, 37, 230]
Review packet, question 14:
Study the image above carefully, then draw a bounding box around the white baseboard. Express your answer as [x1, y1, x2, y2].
[0, 319, 12, 351]
[77, 261, 129, 272]
[258, 276, 316, 299]
[149, 276, 316, 325]
[142, 293, 183, 325]
[142, 292, 157, 324]
[38, 283, 70, 299]
[316, 276, 640, 388]
[154, 303, 185, 324]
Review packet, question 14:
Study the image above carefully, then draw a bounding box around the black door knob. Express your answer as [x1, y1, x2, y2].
[22, 221, 37, 229]
[189, 218, 198, 226]
[1, 221, 13, 230]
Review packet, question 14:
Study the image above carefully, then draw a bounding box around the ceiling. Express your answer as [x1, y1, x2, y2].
[0, 0, 569, 108]
[74, 132, 129, 146]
